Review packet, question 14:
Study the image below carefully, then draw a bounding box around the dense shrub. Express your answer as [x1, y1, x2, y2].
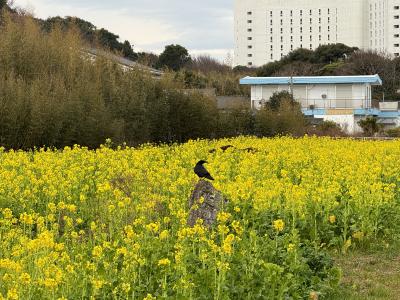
[385, 127, 400, 137]
[308, 121, 347, 137]
[255, 100, 307, 137]
[357, 117, 382, 137]
[0, 13, 221, 149]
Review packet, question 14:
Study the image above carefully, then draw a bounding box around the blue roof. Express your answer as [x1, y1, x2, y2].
[240, 75, 382, 86]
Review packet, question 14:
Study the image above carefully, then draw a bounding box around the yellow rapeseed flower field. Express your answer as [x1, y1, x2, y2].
[0, 137, 399, 299]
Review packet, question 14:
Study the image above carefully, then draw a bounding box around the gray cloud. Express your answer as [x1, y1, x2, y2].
[15, 0, 233, 60]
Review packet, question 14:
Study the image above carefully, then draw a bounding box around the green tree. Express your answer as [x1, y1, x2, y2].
[122, 40, 138, 61]
[0, 0, 6, 10]
[157, 44, 191, 71]
[283, 48, 314, 63]
[137, 52, 159, 68]
[256, 61, 284, 76]
[97, 28, 122, 51]
[42, 17, 97, 43]
[312, 43, 358, 64]
[266, 91, 296, 111]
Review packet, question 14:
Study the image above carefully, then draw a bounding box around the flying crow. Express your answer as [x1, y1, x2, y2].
[194, 160, 214, 180]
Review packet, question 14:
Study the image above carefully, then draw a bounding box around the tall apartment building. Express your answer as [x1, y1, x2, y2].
[234, 0, 400, 66]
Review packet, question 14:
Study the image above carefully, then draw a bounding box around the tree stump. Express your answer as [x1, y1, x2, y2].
[187, 179, 226, 227]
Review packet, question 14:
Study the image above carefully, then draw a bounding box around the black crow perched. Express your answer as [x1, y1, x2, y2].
[194, 160, 214, 180]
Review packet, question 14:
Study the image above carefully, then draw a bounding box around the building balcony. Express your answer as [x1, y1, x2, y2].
[298, 98, 372, 110]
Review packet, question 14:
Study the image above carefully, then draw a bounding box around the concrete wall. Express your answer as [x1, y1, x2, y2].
[217, 96, 249, 109]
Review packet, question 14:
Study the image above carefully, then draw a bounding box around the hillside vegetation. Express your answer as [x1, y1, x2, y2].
[0, 13, 223, 149]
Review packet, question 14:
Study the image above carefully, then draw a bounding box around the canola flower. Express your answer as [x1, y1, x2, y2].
[0, 137, 399, 299]
[273, 219, 285, 232]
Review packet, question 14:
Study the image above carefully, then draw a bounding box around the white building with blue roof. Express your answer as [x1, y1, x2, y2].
[240, 75, 400, 133]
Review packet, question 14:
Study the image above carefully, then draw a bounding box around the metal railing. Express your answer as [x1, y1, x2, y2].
[298, 98, 370, 110]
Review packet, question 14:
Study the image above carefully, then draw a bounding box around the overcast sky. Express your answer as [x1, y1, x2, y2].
[14, 0, 234, 61]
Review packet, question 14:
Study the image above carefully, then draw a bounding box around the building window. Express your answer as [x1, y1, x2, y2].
[328, 34, 330, 40]
[280, 28, 283, 34]
[300, 10, 303, 16]
[248, 45, 253, 49]
[310, 18, 312, 24]
[319, 26, 321, 33]
[270, 11, 273, 17]
[270, 36, 273, 42]
[290, 36, 293, 42]
[247, 11, 252, 15]
[281, 45, 283, 50]
[395, 25, 400, 28]
[290, 10, 293, 17]
[300, 19, 303, 24]
[271, 54, 273, 59]
[319, 35, 322, 41]
[248, 62, 252, 66]
[247, 37, 252, 40]
[395, 6, 400, 9]
[395, 53, 399, 57]
[395, 16, 400, 19]
[395, 44, 400, 47]
[247, 20, 252, 23]
[248, 54, 253, 57]
[280, 19, 283, 25]
[328, 8, 330, 14]
[291, 45, 293, 50]
[281, 36, 283, 42]
[309, 9, 312, 15]
[290, 28, 293, 33]
[300, 44, 303, 48]
[319, 9, 321, 15]
[310, 35, 312, 41]
[270, 20, 273, 25]
[270, 28, 273, 34]
[300, 36, 303, 41]
[310, 27, 312, 32]
[280, 11, 283, 17]
[270, 45, 273, 50]
[310, 44, 313, 49]
[395, 34, 400, 38]
[247, 28, 252, 32]
[300, 27, 303, 33]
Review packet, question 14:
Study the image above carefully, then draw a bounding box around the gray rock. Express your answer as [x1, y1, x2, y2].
[187, 179, 226, 227]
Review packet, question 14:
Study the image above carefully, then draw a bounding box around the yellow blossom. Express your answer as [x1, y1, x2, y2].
[19, 272, 31, 284]
[6, 288, 18, 300]
[158, 258, 171, 267]
[92, 246, 103, 258]
[273, 219, 285, 232]
[159, 230, 169, 240]
[329, 215, 336, 224]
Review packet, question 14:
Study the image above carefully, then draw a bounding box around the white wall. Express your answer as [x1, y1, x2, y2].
[317, 114, 358, 134]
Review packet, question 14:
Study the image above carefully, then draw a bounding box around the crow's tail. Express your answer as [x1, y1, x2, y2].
[205, 173, 214, 181]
